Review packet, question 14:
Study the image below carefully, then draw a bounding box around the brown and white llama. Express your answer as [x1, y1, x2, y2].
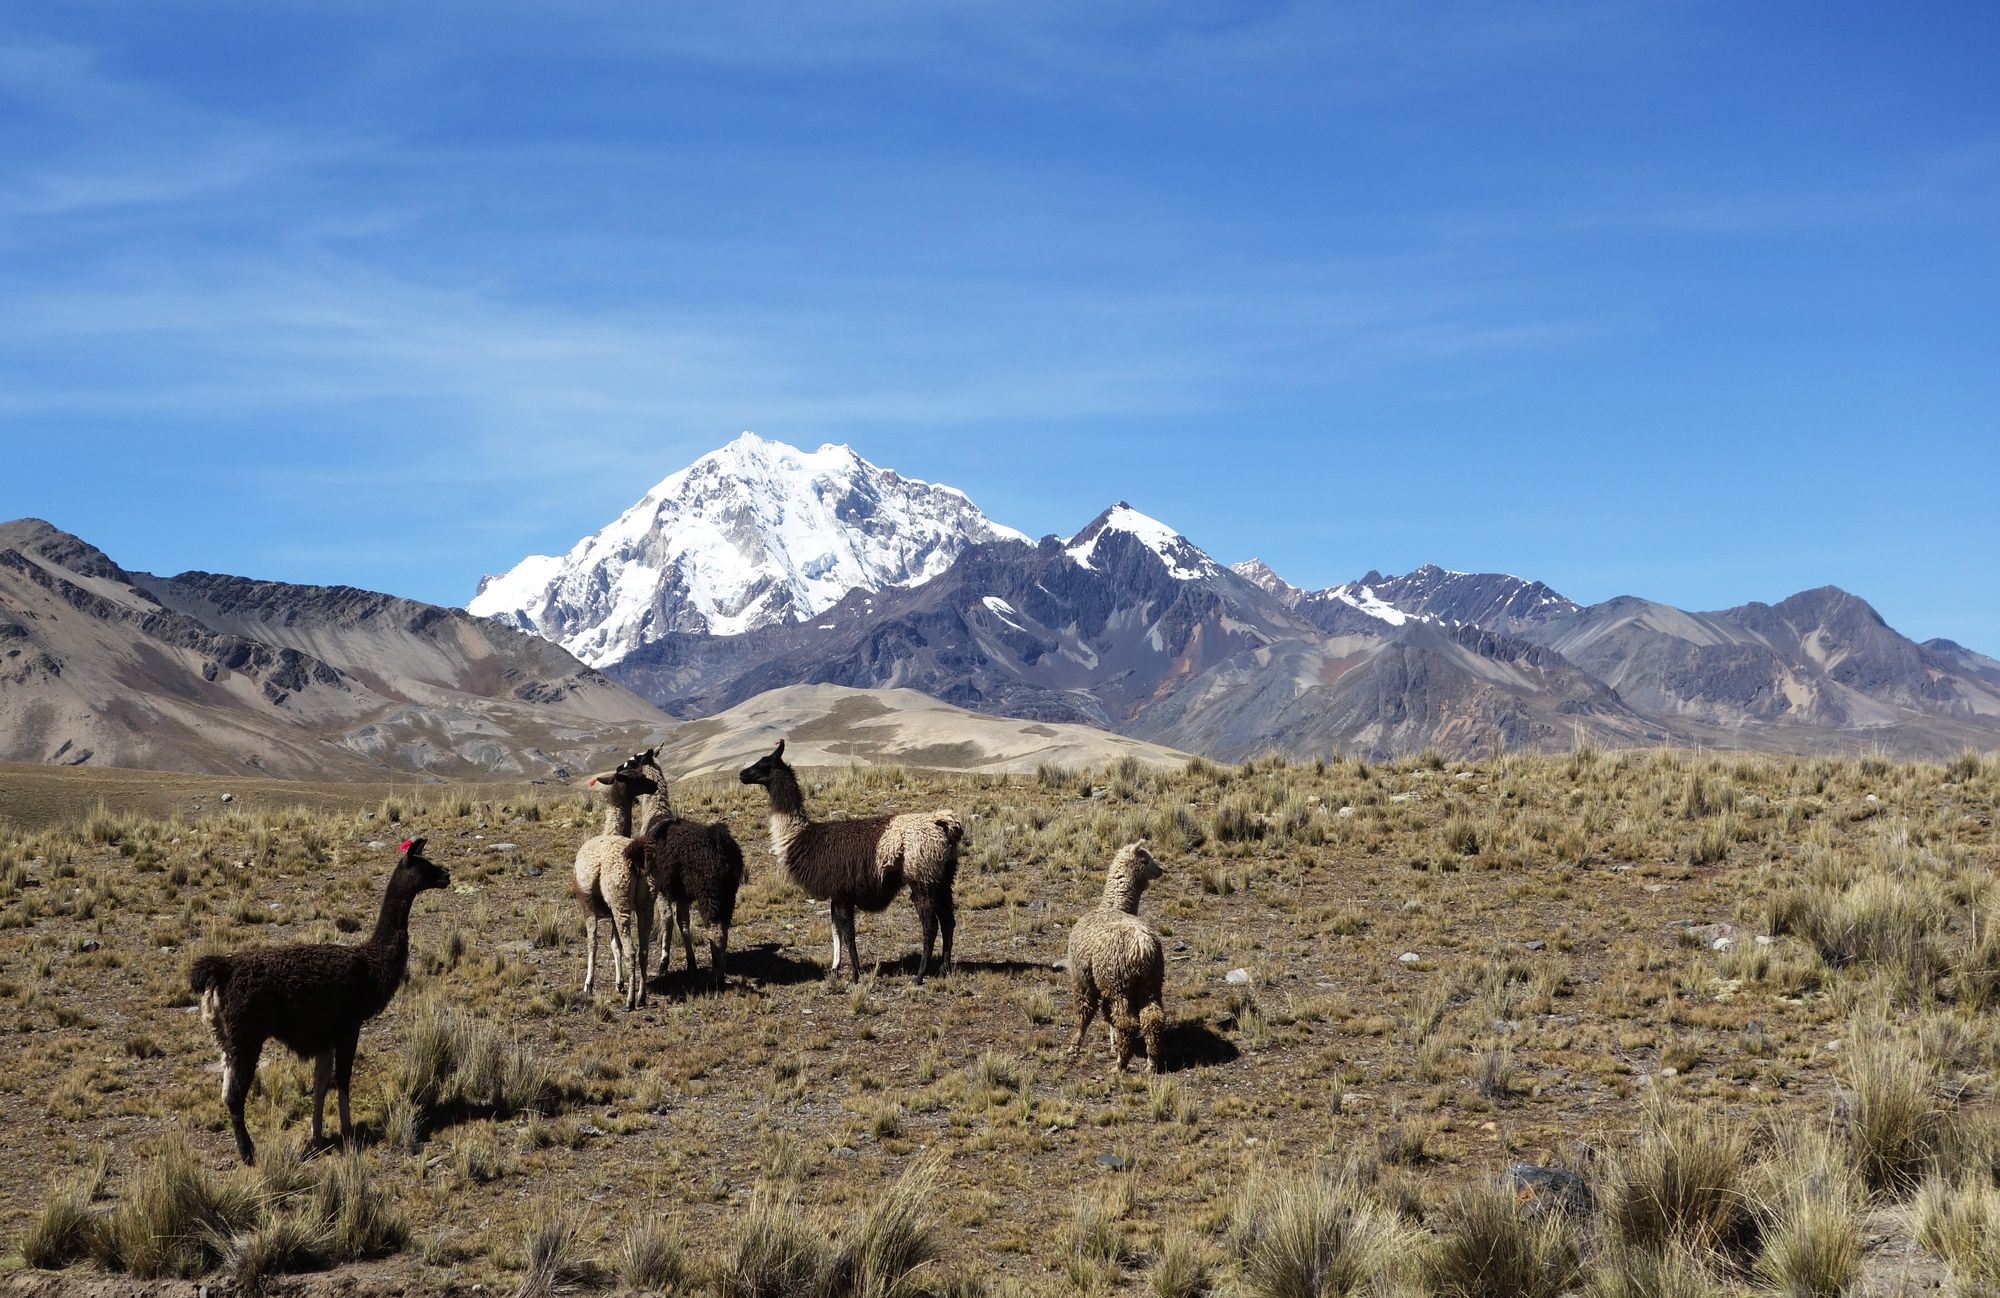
[737, 739, 961, 983]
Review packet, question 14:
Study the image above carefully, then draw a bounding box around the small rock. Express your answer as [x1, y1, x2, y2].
[1505, 1164, 1595, 1217]
[1711, 937, 1734, 951]
[1089, 787, 1109, 800]
[1398, 952, 1422, 964]
[1225, 968, 1252, 985]
[219, 793, 234, 804]
[1524, 940, 1546, 951]
[1754, 935, 1774, 947]
[1171, 942, 1188, 953]
[832, 1146, 858, 1160]
[1660, 1066, 1678, 1077]
[1390, 793, 1414, 804]
[1864, 793, 1879, 804]
[524, 866, 545, 878]
[577, 1123, 605, 1138]
[491, 841, 519, 852]
[1095, 1153, 1127, 1170]
[78, 939, 101, 953]
[1051, 958, 1069, 972]
[1336, 805, 1355, 818]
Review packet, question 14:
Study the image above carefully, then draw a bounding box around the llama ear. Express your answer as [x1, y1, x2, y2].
[402, 837, 425, 857]
[774, 739, 786, 755]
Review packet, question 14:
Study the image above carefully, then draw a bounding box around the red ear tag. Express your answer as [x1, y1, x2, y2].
[399, 839, 413, 853]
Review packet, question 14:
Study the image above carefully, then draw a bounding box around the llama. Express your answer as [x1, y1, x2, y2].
[1065, 840, 1168, 1074]
[738, 739, 961, 983]
[572, 762, 659, 1010]
[188, 837, 451, 1165]
[628, 800, 746, 990]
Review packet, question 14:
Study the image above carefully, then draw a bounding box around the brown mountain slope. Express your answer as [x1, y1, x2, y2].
[0, 519, 667, 780]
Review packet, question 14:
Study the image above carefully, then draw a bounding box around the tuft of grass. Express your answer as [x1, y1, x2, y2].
[825, 1157, 944, 1298]
[1602, 1102, 1760, 1262]
[19, 1178, 99, 1270]
[1228, 1166, 1411, 1298]
[1913, 1173, 2000, 1283]
[310, 1149, 408, 1261]
[92, 1132, 264, 1278]
[1842, 1029, 1948, 1192]
[1149, 1228, 1217, 1298]
[617, 1216, 693, 1294]
[228, 1212, 333, 1296]
[1583, 1245, 1727, 1298]
[514, 1199, 585, 1298]
[397, 994, 558, 1130]
[1423, 1180, 1579, 1298]
[718, 1189, 828, 1298]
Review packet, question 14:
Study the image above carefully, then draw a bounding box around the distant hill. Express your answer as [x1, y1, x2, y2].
[0, 518, 669, 780]
[654, 683, 1190, 778]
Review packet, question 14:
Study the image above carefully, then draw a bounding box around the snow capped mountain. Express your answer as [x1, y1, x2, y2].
[1230, 558, 1297, 600]
[470, 432, 1029, 667]
[1065, 503, 1220, 581]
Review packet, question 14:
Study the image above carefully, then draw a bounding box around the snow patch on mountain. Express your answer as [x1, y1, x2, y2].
[471, 431, 1028, 666]
[1066, 504, 1218, 581]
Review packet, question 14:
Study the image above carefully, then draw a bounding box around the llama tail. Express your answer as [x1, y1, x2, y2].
[189, 954, 231, 995]
[189, 954, 231, 1031]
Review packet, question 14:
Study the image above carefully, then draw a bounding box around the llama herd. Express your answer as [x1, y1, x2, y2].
[188, 740, 1169, 1165]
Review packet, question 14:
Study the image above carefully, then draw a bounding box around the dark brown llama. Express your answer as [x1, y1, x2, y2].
[188, 837, 451, 1164]
[738, 739, 961, 983]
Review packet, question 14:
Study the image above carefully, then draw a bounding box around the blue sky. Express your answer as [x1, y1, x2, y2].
[2, 2, 1996, 646]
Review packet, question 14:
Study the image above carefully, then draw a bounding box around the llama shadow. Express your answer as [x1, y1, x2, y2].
[1160, 1019, 1241, 1073]
[873, 953, 1051, 980]
[719, 942, 830, 989]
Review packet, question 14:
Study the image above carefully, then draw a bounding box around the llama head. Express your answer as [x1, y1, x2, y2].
[620, 745, 662, 776]
[396, 836, 452, 891]
[1115, 839, 1165, 887]
[738, 739, 789, 786]
[589, 768, 659, 805]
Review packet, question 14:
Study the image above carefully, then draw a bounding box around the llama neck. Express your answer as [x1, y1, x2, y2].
[602, 799, 634, 838]
[366, 874, 421, 992]
[765, 766, 808, 820]
[1101, 873, 1148, 914]
[762, 767, 809, 861]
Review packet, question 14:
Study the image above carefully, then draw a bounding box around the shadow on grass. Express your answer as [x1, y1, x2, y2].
[1161, 1019, 1240, 1072]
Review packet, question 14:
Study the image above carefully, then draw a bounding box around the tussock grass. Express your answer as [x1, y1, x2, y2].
[1602, 1102, 1761, 1262]
[1913, 1172, 2000, 1283]
[617, 1215, 693, 1293]
[91, 1132, 265, 1277]
[1228, 1166, 1412, 1298]
[397, 993, 558, 1128]
[1842, 1027, 1949, 1193]
[1422, 1179, 1579, 1298]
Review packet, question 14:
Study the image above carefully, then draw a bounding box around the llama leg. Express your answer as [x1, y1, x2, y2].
[1111, 1008, 1138, 1073]
[936, 886, 956, 974]
[622, 904, 647, 1010]
[583, 914, 599, 992]
[677, 901, 697, 981]
[834, 904, 862, 984]
[657, 895, 672, 966]
[1068, 978, 1098, 1057]
[713, 921, 730, 990]
[911, 888, 938, 985]
[1140, 1002, 1166, 1075]
[828, 903, 844, 975]
[224, 1037, 262, 1166]
[311, 1050, 334, 1145]
[333, 1032, 358, 1145]
[609, 912, 627, 994]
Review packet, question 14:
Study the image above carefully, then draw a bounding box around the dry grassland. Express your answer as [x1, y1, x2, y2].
[0, 746, 1995, 1296]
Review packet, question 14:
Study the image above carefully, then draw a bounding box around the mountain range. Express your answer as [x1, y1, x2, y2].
[0, 518, 667, 780]
[475, 435, 2000, 762]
